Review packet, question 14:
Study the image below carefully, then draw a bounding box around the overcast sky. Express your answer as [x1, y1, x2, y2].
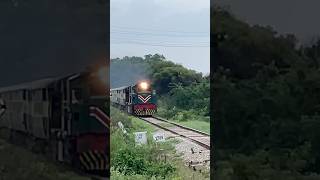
[215, 0, 320, 44]
[110, 0, 210, 74]
[0, 1, 107, 87]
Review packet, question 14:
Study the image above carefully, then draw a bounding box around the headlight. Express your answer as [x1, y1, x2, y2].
[139, 81, 149, 90]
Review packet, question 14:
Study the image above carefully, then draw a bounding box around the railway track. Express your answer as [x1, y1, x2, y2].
[138, 116, 210, 149]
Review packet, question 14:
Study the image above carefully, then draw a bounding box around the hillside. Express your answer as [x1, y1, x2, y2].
[213, 6, 320, 179]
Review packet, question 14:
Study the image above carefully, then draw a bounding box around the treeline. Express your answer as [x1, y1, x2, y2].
[213, 6, 320, 179]
[111, 54, 210, 119]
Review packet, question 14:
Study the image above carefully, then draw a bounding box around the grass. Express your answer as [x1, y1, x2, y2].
[110, 108, 210, 179]
[111, 157, 210, 180]
[173, 120, 210, 134]
[156, 103, 211, 134]
[0, 139, 90, 180]
[131, 117, 156, 133]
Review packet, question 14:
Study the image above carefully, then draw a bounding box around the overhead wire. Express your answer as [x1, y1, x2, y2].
[111, 25, 208, 34]
[112, 41, 209, 47]
[111, 25, 209, 47]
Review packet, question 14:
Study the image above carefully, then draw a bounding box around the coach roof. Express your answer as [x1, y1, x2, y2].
[110, 86, 130, 91]
[0, 78, 57, 93]
[0, 72, 82, 93]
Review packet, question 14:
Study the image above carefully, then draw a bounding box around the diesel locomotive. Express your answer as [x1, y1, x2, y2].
[0, 65, 109, 177]
[110, 81, 157, 116]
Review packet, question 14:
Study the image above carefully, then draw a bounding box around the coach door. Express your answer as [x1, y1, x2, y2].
[125, 88, 129, 103]
[51, 91, 62, 130]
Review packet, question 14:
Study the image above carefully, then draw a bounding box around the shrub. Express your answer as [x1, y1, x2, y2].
[112, 145, 175, 178]
[110, 107, 132, 130]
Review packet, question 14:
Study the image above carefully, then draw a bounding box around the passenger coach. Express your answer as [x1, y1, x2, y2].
[0, 66, 109, 177]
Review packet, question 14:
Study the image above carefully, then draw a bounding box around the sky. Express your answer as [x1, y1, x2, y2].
[0, 1, 107, 87]
[215, 0, 320, 44]
[110, 0, 210, 74]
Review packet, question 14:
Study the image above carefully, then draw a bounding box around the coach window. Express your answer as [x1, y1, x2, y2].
[63, 82, 67, 101]
[23, 90, 26, 100]
[23, 113, 27, 130]
[42, 88, 47, 101]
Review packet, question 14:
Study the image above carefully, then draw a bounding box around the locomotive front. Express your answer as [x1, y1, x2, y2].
[67, 65, 109, 176]
[132, 81, 157, 116]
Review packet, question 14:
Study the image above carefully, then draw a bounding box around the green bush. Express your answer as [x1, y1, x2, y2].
[112, 143, 175, 178]
[112, 147, 148, 175]
[110, 109, 176, 178]
[110, 107, 132, 130]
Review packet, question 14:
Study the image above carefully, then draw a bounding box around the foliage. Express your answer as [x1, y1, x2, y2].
[111, 168, 157, 180]
[110, 106, 133, 131]
[168, 78, 210, 116]
[110, 108, 210, 179]
[112, 145, 175, 177]
[147, 55, 203, 95]
[110, 108, 176, 178]
[213, 5, 320, 179]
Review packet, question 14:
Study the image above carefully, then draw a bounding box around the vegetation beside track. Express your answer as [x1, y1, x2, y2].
[172, 120, 210, 134]
[110, 107, 210, 179]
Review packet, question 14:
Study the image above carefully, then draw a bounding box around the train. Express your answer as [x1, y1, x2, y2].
[110, 80, 157, 116]
[0, 65, 109, 177]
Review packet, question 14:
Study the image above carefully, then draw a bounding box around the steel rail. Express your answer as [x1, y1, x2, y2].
[138, 116, 210, 150]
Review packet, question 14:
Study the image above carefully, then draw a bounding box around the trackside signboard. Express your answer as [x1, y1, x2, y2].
[153, 132, 165, 142]
[134, 131, 147, 145]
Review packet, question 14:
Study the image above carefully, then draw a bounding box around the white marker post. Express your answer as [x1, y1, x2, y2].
[153, 132, 166, 142]
[118, 122, 127, 134]
[134, 131, 147, 145]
